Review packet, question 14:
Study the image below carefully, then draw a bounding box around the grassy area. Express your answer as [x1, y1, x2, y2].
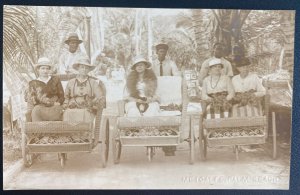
[3, 127, 22, 170]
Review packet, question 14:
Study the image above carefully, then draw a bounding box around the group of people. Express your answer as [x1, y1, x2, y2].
[26, 54, 105, 123]
[124, 43, 180, 117]
[25, 31, 266, 156]
[197, 43, 266, 119]
[123, 41, 266, 119]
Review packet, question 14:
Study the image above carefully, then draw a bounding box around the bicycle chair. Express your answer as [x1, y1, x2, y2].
[199, 84, 277, 160]
[112, 76, 196, 164]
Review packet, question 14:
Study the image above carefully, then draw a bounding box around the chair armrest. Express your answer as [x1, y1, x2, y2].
[98, 80, 106, 109]
[261, 94, 270, 116]
[52, 74, 77, 81]
[117, 100, 126, 116]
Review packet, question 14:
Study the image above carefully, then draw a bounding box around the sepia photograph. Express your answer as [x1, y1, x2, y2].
[2, 5, 294, 190]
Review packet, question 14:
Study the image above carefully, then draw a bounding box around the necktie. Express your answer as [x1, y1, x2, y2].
[160, 62, 163, 76]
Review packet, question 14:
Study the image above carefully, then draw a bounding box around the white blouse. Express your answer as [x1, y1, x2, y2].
[232, 73, 266, 97]
[202, 75, 234, 100]
[136, 81, 146, 97]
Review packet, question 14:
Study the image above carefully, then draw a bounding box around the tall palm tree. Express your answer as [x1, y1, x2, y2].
[3, 6, 91, 95]
[3, 6, 38, 95]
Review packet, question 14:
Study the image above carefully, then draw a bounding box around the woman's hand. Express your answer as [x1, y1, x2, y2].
[136, 99, 146, 103]
[205, 96, 213, 103]
[226, 95, 232, 101]
[54, 102, 60, 106]
[146, 97, 153, 103]
[62, 104, 68, 110]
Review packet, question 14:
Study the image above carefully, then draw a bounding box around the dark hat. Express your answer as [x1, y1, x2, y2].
[155, 43, 169, 51]
[213, 42, 225, 49]
[234, 57, 251, 68]
[64, 32, 83, 44]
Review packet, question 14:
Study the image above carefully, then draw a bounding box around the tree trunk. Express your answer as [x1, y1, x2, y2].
[147, 10, 153, 63]
[211, 9, 250, 58]
[191, 9, 211, 65]
[280, 11, 295, 77]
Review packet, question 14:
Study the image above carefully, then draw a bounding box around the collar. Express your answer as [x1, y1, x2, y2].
[37, 76, 51, 84]
[68, 49, 81, 56]
[76, 76, 89, 83]
[155, 57, 169, 64]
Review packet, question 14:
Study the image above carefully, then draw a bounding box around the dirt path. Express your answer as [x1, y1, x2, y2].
[4, 103, 290, 189]
[4, 141, 289, 189]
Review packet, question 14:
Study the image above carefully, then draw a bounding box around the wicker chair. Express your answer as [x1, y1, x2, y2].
[21, 74, 108, 168]
[200, 82, 277, 160]
[112, 76, 195, 163]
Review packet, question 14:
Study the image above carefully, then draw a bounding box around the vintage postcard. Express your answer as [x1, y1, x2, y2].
[3, 5, 294, 190]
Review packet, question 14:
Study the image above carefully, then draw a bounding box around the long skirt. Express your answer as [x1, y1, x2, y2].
[63, 109, 95, 123]
[63, 109, 96, 139]
[31, 105, 63, 122]
[125, 101, 160, 117]
[231, 104, 263, 117]
[205, 104, 230, 119]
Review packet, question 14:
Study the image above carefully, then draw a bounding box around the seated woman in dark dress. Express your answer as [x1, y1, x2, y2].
[26, 57, 64, 121]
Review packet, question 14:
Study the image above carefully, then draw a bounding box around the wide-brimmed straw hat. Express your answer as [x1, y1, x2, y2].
[208, 58, 224, 68]
[72, 55, 96, 72]
[64, 32, 83, 44]
[34, 57, 53, 70]
[130, 55, 151, 70]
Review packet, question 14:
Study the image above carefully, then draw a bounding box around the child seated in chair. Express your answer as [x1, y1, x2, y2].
[124, 55, 160, 117]
[231, 57, 266, 117]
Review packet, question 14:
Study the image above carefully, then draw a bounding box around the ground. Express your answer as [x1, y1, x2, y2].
[3, 103, 291, 190]
[3, 137, 290, 190]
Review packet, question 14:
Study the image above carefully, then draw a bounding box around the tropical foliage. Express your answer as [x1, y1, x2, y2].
[3, 6, 295, 95]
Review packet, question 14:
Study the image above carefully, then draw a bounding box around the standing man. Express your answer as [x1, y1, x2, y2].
[198, 42, 233, 86]
[57, 32, 87, 74]
[152, 43, 180, 77]
[153, 43, 179, 156]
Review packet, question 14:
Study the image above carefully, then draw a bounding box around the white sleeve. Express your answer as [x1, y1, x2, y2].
[227, 61, 233, 77]
[171, 61, 180, 76]
[254, 75, 266, 97]
[201, 78, 210, 100]
[58, 55, 66, 74]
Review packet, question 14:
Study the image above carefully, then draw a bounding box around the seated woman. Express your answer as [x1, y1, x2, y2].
[231, 58, 266, 117]
[124, 55, 160, 117]
[26, 57, 64, 121]
[201, 58, 235, 119]
[63, 55, 105, 122]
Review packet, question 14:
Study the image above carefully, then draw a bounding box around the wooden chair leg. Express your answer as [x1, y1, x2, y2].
[189, 116, 195, 164]
[203, 138, 207, 160]
[235, 145, 239, 160]
[272, 112, 277, 159]
[199, 114, 205, 161]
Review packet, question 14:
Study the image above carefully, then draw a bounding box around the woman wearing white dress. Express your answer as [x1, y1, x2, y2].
[201, 58, 235, 118]
[231, 57, 266, 117]
[124, 55, 160, 117]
